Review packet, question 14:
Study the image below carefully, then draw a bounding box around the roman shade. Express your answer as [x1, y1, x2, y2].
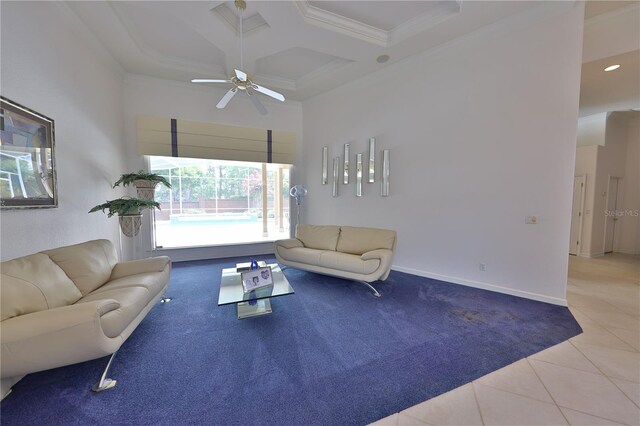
[136, 115, 296, 165]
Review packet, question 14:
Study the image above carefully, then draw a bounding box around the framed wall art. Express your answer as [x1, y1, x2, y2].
[0, 97, 57, 209]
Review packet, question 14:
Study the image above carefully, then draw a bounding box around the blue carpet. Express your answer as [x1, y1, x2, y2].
[1, 256, 581, 425]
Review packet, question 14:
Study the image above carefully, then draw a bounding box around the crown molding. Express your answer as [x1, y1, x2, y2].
[389, 1, 462, 45]
[57, 2, 125, 75]
[109, 1, 226, 77]
[585, 2, 640, 27]
[294, 0, 388, 47]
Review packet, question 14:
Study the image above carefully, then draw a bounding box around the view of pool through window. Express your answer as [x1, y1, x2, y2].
[150, 156, 290, 248]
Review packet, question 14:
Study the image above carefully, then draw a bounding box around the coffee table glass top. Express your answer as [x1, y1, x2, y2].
[218, 264, 294, 306]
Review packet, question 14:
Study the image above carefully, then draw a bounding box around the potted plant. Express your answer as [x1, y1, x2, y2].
[113, 170, 172, 200]
[89, 197, 160, 237]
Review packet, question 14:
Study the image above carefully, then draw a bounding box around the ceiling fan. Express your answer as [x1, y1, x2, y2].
[191, 0, 285, 115]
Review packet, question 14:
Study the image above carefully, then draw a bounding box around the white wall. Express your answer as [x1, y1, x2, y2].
[577, 113, 607, 147]
[614, 114, 640, 255]
[121, 75, 303, 260]
[0, 2, 127, 261]
[302, 3, 584, 305]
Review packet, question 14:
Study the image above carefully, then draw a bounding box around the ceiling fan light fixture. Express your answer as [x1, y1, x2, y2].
[604, 64, 621, 72]
[376, 54, 390, 63]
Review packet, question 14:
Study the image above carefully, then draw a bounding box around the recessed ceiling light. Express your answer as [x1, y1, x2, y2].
[376, 55, 390, 64]
[604, 64, 621, 72]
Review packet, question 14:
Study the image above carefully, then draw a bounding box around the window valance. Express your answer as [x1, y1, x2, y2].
[136, 115, 296, 165]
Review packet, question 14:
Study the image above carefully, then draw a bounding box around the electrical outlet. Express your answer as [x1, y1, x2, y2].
[479, 263, 486, 271]
[526, 216, 538, 224]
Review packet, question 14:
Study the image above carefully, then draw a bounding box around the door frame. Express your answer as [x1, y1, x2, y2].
[603, 175, 623, 254]
[571, 174, 586, 256]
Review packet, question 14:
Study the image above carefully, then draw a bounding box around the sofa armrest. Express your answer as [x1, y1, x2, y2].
[0, 300, 120, 344]
[361, 249, 393, 261]
[275, 239, 304, 249]
[110, 256, 171, 280]
[361, 249, 394, 281]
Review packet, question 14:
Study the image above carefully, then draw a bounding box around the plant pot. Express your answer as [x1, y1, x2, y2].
[133, 180, 158, 200]
[119, 214, 142, 237]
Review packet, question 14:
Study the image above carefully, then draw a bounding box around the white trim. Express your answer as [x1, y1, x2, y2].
[584, 2, 640, 27]
[583, 252, 605, 258]
[391, 265, 568, 306]
[294, 0, 388, 47]
[572, 174, 586, 256]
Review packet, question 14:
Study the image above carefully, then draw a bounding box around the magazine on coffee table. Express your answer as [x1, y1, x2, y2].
[241, 266, 274, 293]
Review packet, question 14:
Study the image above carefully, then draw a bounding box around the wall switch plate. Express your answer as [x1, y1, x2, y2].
[526, 216, 538, 224]
[479, 263, 486, 271]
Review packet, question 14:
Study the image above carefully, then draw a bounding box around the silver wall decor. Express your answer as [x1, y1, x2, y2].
[332, 157, 339, 197]
[343, 143, 350, 184]
[381, 149, 390, 197]
[356, 153, 363, 197]
[321, 146, 328, 185]
[368, 137, 376, 183]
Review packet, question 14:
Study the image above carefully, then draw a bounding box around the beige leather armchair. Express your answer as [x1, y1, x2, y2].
[274, 225, 396, 296]
[0, 240, 171, 399]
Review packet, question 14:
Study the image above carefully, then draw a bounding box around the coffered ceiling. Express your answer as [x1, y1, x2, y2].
[65, 1, 543, 101]
[64, 1, 639, 110]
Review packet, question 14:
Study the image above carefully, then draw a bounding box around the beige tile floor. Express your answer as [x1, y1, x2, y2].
[371, 253, 640, 426]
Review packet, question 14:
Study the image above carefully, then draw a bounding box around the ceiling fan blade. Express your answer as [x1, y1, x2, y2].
[191, 79, 231, 83]
[248, 92, 268, 115]
[234, 69, 247, 81]
[252, 84, 285, 102]
[216, 88, 237, 109]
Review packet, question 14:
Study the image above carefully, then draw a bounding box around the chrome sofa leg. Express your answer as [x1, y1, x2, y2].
[358, 281, 381, 297]
[160, 296, 172, 303]
[92, 351, 117, 392]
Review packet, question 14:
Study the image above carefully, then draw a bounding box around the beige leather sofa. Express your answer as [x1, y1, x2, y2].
[274, 224, 396, 297]
[0, 239, 171, 398]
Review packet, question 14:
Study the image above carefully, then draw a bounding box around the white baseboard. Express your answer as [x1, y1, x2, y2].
[616, 249, 640, 255]
[578, 251, 604, 258]
[390, 265, 568, 307]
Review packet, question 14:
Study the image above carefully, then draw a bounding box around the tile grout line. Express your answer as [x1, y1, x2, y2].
[524, 358, 571, 425]
[470, 382, 486, 425]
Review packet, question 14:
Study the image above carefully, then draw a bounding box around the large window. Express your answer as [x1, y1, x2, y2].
[149, 156, 290, 248]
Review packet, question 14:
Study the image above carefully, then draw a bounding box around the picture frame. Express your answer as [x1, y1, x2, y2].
[0, 97, 57, 209]
[241, 266, 274, 293]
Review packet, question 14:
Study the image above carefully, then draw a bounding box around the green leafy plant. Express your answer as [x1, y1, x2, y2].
[112, 170, 172, 189]
[89, 197, 160, 217]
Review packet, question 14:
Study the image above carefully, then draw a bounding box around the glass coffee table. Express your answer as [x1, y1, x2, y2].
[218, 264, 294, 319]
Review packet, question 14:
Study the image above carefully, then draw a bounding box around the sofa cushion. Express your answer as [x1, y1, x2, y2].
[296, 224, 340, 251]
[318, 251, 380, 275]
[43, 240, 118, 296]
[91, 268, 169, 297]
[78, 286, 150, 338]
[278, 247, 325, 265]
[336, 227, 396, 255]
[1, 254, 82, 321]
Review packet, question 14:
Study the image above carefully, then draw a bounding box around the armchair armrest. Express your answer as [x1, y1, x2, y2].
[0, 300, 120, 344]
[275, 239, 304, 249]
[110, 256, 171, 280]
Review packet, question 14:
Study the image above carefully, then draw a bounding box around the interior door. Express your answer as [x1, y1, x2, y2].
[569, 176, 585, 255]
[604, 177, 620, 253]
